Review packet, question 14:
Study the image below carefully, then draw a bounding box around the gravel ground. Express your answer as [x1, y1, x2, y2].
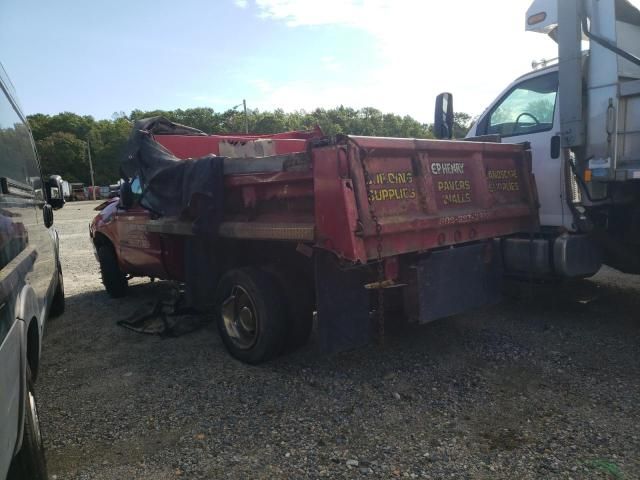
[39, 200, 639, 479]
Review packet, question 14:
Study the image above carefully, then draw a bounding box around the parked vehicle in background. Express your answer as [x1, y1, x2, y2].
[61, 180, 70, 199]
[108, 183, 120, 198]
[91, 118, 539, 364]
[85, 185, 102, 200]
[0, 63, 65, 480]
[436, 0, 640, 280]
[70, 182, 85, 201]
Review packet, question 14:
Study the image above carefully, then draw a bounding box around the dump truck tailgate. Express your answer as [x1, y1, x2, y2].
[314, 136, 538, 263]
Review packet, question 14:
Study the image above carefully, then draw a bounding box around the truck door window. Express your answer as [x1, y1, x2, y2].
[485, 72, 558, 137]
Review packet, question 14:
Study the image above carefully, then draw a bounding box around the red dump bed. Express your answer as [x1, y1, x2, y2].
[156, 126, 321, 158]
[152, 132, 538, 264]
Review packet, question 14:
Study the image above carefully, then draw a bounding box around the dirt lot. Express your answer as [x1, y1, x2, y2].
[39, 200, 639, 479]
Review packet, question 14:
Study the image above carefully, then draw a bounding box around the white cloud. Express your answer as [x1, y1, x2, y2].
[239, 0, 558, 122]
[234, 0, 249, 8]
[250, 81, 364, 113]
[320, 56, 341, 72]
[254, 0, 393, 27]
[248, 78, 274, 94]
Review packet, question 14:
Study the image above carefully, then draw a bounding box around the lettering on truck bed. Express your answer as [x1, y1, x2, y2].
[364, 162, 523, 208]
[430, 162, 465, 175]
[487, 169, 520, 193]
[367, 170, 417, 202]
[431, 161, 473, 206]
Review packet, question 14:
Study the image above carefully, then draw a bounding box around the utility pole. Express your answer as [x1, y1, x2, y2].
[87, 139, 96, 200]
[243, 99, 248, 134]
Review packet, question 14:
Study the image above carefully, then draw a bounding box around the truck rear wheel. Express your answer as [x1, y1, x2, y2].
[215, 267, 286, 364]
[97, 244, 128, 298]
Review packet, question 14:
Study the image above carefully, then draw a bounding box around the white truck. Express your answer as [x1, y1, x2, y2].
[61, 180, 70, 199]
[435, 0, 640, 278]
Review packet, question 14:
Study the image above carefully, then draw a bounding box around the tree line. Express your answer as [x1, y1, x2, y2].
[28, 107, 472, 185]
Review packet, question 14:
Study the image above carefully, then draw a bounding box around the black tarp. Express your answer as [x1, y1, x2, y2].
[122, 117, 225, 308]
[122, 117, 224, 232]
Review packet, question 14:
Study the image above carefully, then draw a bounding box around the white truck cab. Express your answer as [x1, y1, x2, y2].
[436, 0, 640, 279]
[467, 65, 570, 230]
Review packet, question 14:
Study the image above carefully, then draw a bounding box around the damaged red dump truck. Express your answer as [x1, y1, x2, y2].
[90, 117, 538, 364]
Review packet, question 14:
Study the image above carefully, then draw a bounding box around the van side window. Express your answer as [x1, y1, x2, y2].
[0, 85, 42, 198]
[0, 85, 31, 269]
[485, 72, 558, 137]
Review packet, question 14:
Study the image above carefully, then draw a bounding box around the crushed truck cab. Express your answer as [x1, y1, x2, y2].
[90, 118, 539, 364]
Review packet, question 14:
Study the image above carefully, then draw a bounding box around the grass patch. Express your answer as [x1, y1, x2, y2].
[585, 459, 623, 479]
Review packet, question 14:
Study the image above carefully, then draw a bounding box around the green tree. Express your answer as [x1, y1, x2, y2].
[88, 118, 131, 184]
[27, 105, 471, 185]
[453, 112, 472, 138]
[46, 112, 94, 139]
[27, 113, 53, 141]
[37, 132, 88, 183]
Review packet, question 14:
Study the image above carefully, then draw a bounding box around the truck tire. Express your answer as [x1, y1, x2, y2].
[49, 263, 65, 317]
[263, 265, 314, 351]
[215, 267, 286, 364]
[7, 367, 48, 480]
[97, 244, 128, 298]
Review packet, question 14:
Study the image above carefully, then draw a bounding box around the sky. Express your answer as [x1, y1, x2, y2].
[0, 0, 558, 123]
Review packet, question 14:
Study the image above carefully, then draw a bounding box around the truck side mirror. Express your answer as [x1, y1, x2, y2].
[434, 92, 454, 139]
[46, 175, 65, 210]
[119, 180, 134, 209]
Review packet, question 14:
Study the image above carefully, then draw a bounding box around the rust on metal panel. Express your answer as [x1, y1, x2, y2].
[219, 138, 276, 158]
[218, 222, 315, 241]
[154, 127, 323, 159]
[146, 218, 314, 242]
[146, 218, 194, 236]
[224, 170, 311, 187]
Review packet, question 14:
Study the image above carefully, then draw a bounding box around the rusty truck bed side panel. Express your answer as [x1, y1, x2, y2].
[148, 133, 537, 264]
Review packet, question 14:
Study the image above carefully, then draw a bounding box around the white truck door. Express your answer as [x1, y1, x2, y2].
[472, 70, 568, 228]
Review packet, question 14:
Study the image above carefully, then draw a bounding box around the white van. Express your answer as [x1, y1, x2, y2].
[0, 63, 65, 480]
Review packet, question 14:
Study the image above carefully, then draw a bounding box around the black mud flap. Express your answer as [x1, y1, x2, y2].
[315, 250, 370, 354]
[184, 236, 220, 310]
[417, 241, 502, 323]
